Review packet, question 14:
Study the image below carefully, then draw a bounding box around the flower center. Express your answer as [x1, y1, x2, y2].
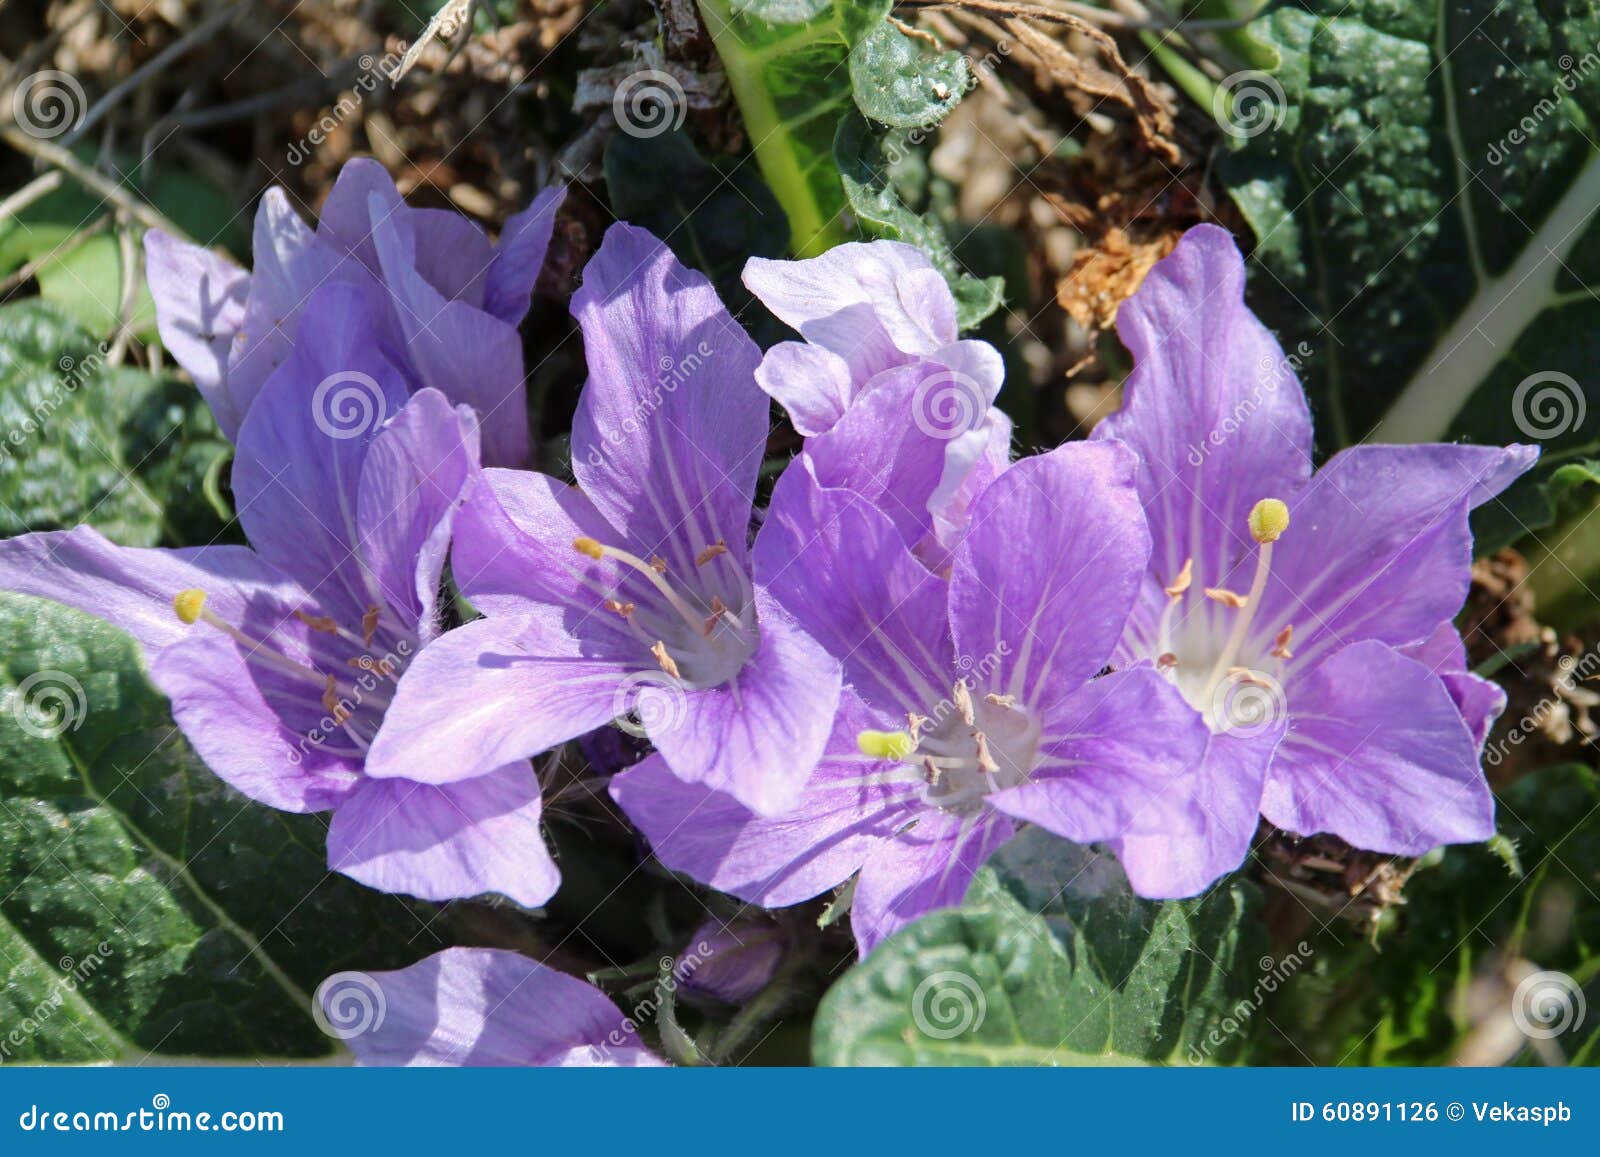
[859, 680, 1040, 815]
[1150, 498, 1294, 734]
[572, 536, 758, 689]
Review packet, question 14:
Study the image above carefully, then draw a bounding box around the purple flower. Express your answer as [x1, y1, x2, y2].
[612, 441, 1213, 955]
[0, 284, 556, 907]
[744, 241, 1011, 569]
[675, 919, 786, 1006]
[145, 158, 564, 465]
[323, 949, 663, 1066]
[363, 223, 841, 818]
[1089, 223, 1537, 888]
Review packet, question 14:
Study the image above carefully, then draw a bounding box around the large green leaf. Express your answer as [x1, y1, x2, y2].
[0, 593, 446, 1063]
[697, 0, 891, 256]
[812, 830, 1266, 1065]
[0, 299, 230, 547]
[1218, 0, 1600, 546]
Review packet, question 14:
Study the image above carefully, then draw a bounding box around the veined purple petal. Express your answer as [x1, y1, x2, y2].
[484, 186, 566, 325]
[331, 948, 663, 1066]
[753, 340, 856, 436]
[755, 464, 951, 717]
[643, 595, 840, 818]
[327, 762, 558, 907]
[1263, 640, 1494, 854]
[143, 231, 249, 424]
[1092, 224, 1314, 615]
[313, 157, 406, 275]
[1400, 623, 1504, 749]
[949, 441, 1149, 715]
[569, 223, 766, 575]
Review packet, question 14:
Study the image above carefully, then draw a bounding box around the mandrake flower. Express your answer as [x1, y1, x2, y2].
[145, 157, 564, 465]
[323, 948, 663, 1066]
[611, 441, 1214, 955]
[1089, 224, 1539, 892]
[363, 223, 842, 818]
[0, 283, 557, 907]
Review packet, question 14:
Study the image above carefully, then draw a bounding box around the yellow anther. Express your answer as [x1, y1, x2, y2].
[1164, 558, 1194, 599]
[650, 640, 682, 680]
[1248, 498, 1290, 544]
[857, 729, 915, 761]
[1205, 587, 1249, 609]
[173, 588, 208, 625]
[573, 537, 605, 560]
[1271, 624, 1295, 659]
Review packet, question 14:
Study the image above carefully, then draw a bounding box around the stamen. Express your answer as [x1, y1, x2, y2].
[650, 640, 682, 680]
[1271, 624, 1295, 659]
[984, 692, 1016, 708]
[174, 588, 208, 625]
[573, 537, 709, 636]
[604, 598, 636, 618]
[361, 605, 381, 648]
[702, 595, 730, 637]
[321, 675, 352, 726]
[952, 680, 976, 726]
[296, 610, 339, 634]
[1157, 652, 1179, 670]
[1164, 558, 1194, 599]
[1205, 587, 1249, 609]
[1248, 498, 1291, 544]
[858, 729, 916, 760]
[1202, 498, 1288, 698]
[696, 541, 728, 566]
[174, 590, 330, 691]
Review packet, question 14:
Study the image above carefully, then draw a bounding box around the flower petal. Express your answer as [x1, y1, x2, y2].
[142, 231, 249, 427]
[754, 340, 856, 436]
[332, 947, 662, 1066]
[327, 762, 558, 907]
[1400, 623, 1505, 749]
[1262, 639, 1494, 853]
[570, 223, 766, 572]
[483, 186, 566, 325]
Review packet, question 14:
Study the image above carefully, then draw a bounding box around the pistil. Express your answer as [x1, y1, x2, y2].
[1201, 499, 1289, 698]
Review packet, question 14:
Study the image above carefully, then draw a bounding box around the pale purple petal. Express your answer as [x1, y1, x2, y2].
[1262, 640, 1494, 853]
[852, 810, 1015, 956]
[755, 465, 951, 717]
[333, 947, 662, 1066]
[365, 612, 630, 785]
[313, 157, 405, 275]
[1092, 223, 1314, 611]
[1400, 624, 1504, 749]
[643, 596, 841, 817]
[408, 207, 493, 305]
[143, 230, 249, 424]
[327, 762, 558, 907]
[483, 186, 566, 324]
[949, 441, 1149, 714]
[754, 340, 855, 436]
[609, 690, 912, 907]
[570, 223, 766, 574]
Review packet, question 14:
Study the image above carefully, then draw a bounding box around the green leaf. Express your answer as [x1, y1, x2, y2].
[603, 128, 788, 328]
[834, 111, 1004, 329]
[0, 299, 231, 546]
[849, 21, 970, 130]
[697, 0, 891, 256]
[0, 594, 447, 1063]
[812, 830, 1266, 1065]
[1217, 0, 1600, 542]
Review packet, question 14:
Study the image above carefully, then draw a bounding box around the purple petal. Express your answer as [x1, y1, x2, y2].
[1109, 728, 1276, 899]
[1262, 639, 1494, 853]
[986, 667, 1210, 850]
[609, 689, 913, 907]
[570, 223, 766, 573]
[483, 186, 566, 324]
[676, 920, 786, 1005]
[365, 612, 630, 785]
[327, 762, 558, 907]
[367, 193, 530, 467]
[852, 810, 1015, 956]
[1400, 624, 1504, 749]
[755, 465, 951, 717]
[228, 188, 347, 431]
[331, 947, 662, 1066]
[354, 389, 480, 640]
[313, 157, 405, 275]
[1261, 443, 1539, 670]
[920, 408, 1011, 570]
[408, 207, 494, 305]
[232, 281, 411, 627]
[1092, 224, 1314, 613]
[143, 231, 249, 424]
[754, 341, 856, 436]
[949, 441, 1149, 714]
[643, 595, 841, 817]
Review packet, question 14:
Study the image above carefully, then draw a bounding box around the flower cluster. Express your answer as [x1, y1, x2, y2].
[0, 162, 1534, 1065]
